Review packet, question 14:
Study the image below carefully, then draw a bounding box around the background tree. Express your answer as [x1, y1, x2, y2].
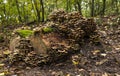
[15, 0, 22, 22]
[32, 0, 40, 22]
[102, 0, 106, 16]
[91, 0, 94, 17]
[0, 0, 120, 26]
[40, 0, 44, 22]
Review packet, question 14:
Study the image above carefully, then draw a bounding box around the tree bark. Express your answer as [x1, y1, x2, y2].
[15, 0, 22, 22]
[30, 0, 37, 21]
[55, 0, 58, 9]
[66, 0, 69, 12]
[91, 0, 94, 17]
[22, 1, 27, 22]
[102, 0, 106, 16]
[76, 0, 82, 15]
[33, 0, 40, 22]
[40, 0, 44, 22]
[115, 0, 119, 14]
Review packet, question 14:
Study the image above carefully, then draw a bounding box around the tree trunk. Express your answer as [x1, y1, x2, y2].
[74, 3, 77, 11]
[55, 0, 58, 9]
[102, 0, 106, 16]
[115, 0, 119, 14]
[33, 0, 40, 22]
[22, 2, 26, 22]
[15, 0, 22, 22]
[76, 0, 82, 15]
[3, 3, 6, 19]
[40, 0, 44, 22]
[91, 0, 94, 17]
[66, 0, 69, 12]
[30, 0, 37, 21]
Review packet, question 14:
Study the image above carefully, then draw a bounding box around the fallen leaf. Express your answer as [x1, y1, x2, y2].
[0, 64, 5, 67]
[0, 72, 5, 76]
[66, 74, 70, 76]
[102, 72, 108, 76]
[115, 73, 120, 76]
[101, 53, 107, 57]
[3, 50, 11, 55]
[11, 75, 17, 76]
[93, 50, 100, 55]
[96, 59, 108, 65]
[72, 60, 79, 65]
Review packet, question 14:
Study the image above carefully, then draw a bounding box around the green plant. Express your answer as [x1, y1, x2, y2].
[17, 30, 33, 38]
[42, 27, 53, 33]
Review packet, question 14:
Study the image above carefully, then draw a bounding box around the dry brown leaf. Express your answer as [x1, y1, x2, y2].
[66, 74, 71, 76]
[0, 64, 5, 67]
[0, 72, 5, 76]
[92, 50, 100, 55]
[96, 59, 108, 65]
[3, 50, 11, 55]
[102, 72, 108, 76]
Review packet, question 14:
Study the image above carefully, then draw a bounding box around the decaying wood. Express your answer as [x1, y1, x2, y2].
[30, 34, 48, 54]
[9, 10, 99, 66]
[9, 37, 21, 51]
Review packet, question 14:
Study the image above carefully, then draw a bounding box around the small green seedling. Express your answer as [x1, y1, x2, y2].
[42, 27, 53, 33]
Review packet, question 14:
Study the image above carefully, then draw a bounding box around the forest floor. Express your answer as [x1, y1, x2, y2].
[0, 16, 120, 76]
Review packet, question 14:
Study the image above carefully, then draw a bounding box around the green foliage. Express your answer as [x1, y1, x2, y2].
[17, 30, 33, 38]
[42, 27, 53, 33]
[0, 0, 120, 25]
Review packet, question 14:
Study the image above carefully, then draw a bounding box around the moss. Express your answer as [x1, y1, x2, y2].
[17, 30, 33, 38]
[42, 27, 53, 33]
